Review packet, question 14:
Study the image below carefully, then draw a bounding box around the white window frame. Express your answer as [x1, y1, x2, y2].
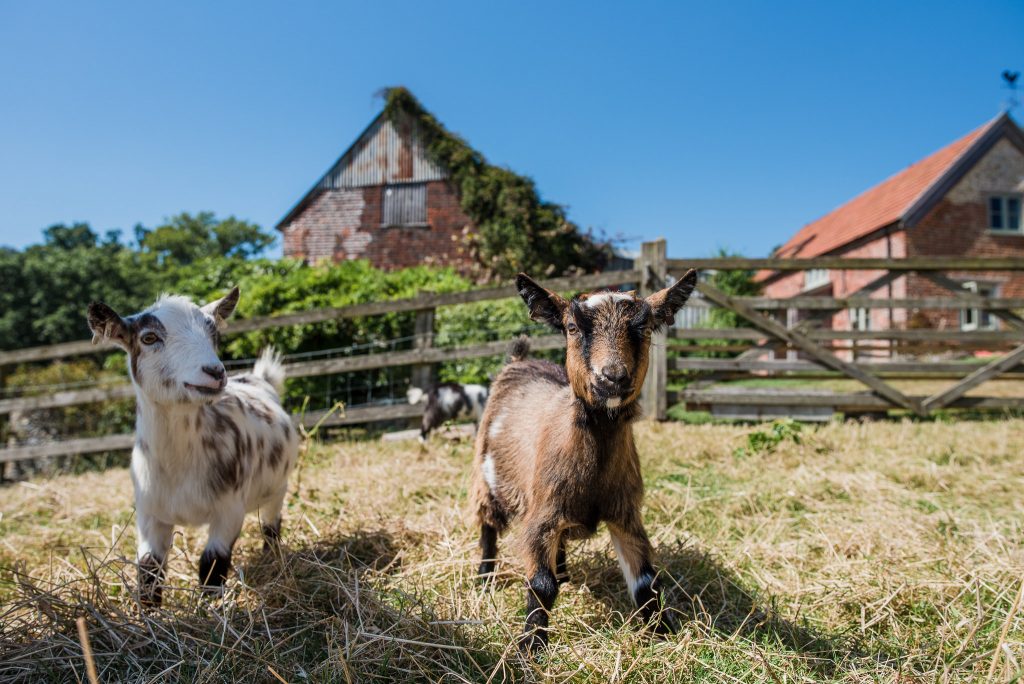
[849, 306, 870, 332]
[988, 194, 1023, 234]
[960, 280, 998, 331]
[804, 268, 830, 291]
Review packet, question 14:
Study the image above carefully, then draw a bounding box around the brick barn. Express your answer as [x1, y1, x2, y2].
[760, 113, 1024, 333]
[276, 108, 473, 270]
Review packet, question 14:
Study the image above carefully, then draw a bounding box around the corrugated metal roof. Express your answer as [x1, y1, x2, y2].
[319, 115, 446, 190]
[277, 112, 447, 229]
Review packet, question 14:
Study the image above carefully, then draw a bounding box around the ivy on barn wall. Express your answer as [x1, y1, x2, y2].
[382, 87, 610, 280]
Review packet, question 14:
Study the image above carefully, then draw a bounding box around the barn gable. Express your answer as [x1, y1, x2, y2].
[277, 112, 448, 231]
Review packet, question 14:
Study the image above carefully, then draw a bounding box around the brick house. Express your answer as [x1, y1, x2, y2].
[276, 109, 474, 270]
[760, 113, 1024, 334]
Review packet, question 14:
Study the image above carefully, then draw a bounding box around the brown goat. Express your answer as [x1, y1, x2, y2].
[469, 270, 698, 653]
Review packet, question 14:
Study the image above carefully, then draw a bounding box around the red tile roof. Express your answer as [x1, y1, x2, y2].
[773, 117, 1001, 260]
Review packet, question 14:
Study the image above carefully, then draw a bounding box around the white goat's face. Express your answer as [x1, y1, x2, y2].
[87, 288, 239, 405]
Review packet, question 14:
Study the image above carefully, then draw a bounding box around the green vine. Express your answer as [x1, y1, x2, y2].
[382, 87, 610, 280]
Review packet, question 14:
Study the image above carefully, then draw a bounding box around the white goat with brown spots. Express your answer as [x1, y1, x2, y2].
[87, 288, 298, 606]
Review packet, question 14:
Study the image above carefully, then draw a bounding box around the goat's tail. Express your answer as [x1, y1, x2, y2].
[253, 347, 286, 394]
[507, 335, 531, 363]
[407, 387, 425, 405]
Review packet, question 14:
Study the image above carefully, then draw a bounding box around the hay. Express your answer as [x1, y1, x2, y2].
[2, 419, 1023, 682]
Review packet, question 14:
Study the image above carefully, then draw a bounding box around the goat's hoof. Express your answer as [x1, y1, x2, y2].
[138, 589, 163, 609]
[261, 524, 282, 552]
[645, 611, 676, 636]
[517, 629, 548, 655]
[555, 572, 571, 585]
[477, 561, 496, 581]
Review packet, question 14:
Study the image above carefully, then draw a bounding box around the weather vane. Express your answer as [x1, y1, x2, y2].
[1004, 70, 1020, 113]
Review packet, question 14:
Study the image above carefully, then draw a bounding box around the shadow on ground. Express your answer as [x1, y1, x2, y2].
[0, 529, 511, 684]
[574, 538, 903, 679]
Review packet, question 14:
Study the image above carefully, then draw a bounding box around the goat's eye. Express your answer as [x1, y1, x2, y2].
[566, 322, 579, 335]
[140, 333, 160, 345]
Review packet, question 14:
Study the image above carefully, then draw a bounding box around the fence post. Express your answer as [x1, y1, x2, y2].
[639, 239, 668, 421]
[411, 308, 436, 391]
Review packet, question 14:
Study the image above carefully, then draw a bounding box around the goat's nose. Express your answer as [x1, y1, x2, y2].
[601, 362, 628, 384]
[202, 364, 226, 382]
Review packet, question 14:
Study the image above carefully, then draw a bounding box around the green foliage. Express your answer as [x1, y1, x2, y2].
[0, 214, 276, 350]
[734, 419, 803, 458]
[703, 249, 761, 330]
[434, 299, 550, 384]
[382, 87, 610, 280]
[135, 211, 273, 267]
[218, 260, 472, 406]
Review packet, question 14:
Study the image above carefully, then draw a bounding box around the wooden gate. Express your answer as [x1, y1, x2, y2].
[635, 240, 1024, 420]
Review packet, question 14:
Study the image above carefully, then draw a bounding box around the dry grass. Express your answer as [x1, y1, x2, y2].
[2, 419, 1024, 682]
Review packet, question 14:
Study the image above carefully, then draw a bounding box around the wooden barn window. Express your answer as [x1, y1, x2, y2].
[989, 195, 1022, 233]
[382, 183, 428, 227]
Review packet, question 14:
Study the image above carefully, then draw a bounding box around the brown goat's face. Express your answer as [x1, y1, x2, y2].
[517, 270, 698, 409]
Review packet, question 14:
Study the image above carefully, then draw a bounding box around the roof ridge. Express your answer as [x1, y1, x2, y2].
[771, 114, 1010, 260]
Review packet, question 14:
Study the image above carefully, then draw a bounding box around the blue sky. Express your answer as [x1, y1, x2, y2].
[1, 1, 1021, 258]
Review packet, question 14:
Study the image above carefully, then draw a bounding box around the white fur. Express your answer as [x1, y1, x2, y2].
[407, 387, 425, 405]
[581, 292, 634, 309]
[463, 384, 489, 421]
[606, 397, 622, 409]
[93, 292, 299, 587]
[437, 386, 463, 416]
[488, 412, 505, 440]
[481, 453, 499, 492]
[610, 535, 639, 598]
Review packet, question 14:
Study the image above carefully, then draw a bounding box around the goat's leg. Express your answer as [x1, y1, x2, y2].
[518, 519, 561, 654]
[199, 506, 244, 591]
[478, 523, 498, 578]
[136, 513, 173, 608]
[260, 487, 287, 551]
[555, 537, 570, 584]
[608, 516, 671, 634]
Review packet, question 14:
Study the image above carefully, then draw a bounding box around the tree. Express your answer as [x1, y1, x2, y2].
[136, 212, 275, 266]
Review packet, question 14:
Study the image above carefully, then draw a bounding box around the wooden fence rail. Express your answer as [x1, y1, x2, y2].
[0, 271, 640, 367]
[3, 242, 1024, 464]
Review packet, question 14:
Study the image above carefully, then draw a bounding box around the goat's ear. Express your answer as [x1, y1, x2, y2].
[202, 286, 240, 329]
[86, 302, 131, 349]
[646, 269, 698, 329]
[516, 273, 568, 332]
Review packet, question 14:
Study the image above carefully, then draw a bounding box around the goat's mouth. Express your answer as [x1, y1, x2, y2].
[184, 382, 225, 396]
[591, 381, 631, 406]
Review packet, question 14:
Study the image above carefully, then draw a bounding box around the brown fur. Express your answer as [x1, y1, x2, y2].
[470, 270, 698, 653]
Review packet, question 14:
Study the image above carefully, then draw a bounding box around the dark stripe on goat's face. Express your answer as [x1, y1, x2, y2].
[124, 313, 167, 386]
[204, 317, 221, 348]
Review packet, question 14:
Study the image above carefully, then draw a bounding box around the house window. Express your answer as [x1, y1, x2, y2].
[849, 307, 870, 331]
[804, 268, 830, 290]
[960, 281, 997, 331]
[382, 183, 427, 227]
[989, 195, 1022, 233]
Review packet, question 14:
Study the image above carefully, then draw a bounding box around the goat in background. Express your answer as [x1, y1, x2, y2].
[407, 382, 488, 442]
